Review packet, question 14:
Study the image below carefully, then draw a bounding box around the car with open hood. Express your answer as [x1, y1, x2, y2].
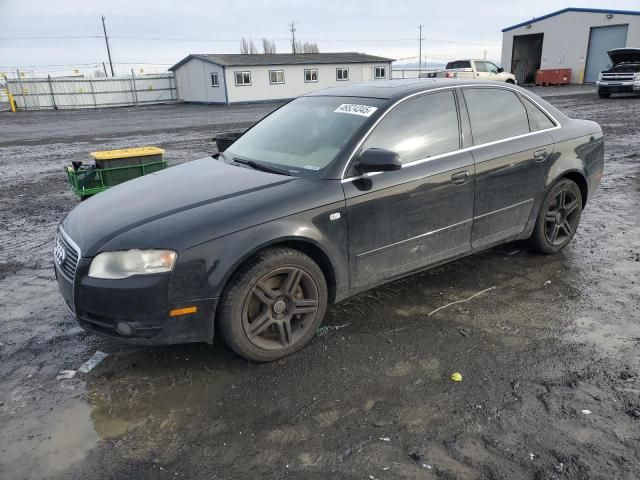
[54, 79, 604, 361]
[596, 48, 640, 98]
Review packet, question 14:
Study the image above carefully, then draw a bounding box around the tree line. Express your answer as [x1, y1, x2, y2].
[240, 38, 320, 54]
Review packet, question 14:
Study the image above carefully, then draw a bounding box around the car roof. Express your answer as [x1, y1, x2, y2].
[304, 79, 519, 101]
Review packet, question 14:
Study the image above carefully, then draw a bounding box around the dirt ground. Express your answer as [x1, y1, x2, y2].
[0, 90, 639, 480]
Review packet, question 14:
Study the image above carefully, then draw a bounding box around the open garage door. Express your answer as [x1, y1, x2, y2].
[584, 24, 629, 83]
[511, 33, 543, 84]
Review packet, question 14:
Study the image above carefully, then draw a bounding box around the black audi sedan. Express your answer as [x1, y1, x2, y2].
[54, 79, 604, 361]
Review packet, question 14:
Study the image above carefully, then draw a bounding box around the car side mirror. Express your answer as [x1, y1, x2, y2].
[497, 67, 504, 73]
[355, 148, 402, 173]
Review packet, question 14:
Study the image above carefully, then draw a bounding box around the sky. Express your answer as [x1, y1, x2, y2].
[1, 0, 639, 77]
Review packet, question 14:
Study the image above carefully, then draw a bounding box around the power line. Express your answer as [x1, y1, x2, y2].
[0, 35, 102, 40]
[0, 34, 497, 47]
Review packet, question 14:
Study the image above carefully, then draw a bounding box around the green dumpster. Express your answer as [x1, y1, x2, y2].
[66, 146, 167, 200]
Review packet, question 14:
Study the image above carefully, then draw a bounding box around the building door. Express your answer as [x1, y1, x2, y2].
[585, 24, 629, 82]
[511, 33, 543, 84]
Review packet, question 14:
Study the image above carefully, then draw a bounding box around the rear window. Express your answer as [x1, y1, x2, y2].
[521, 95, 556, 131]
[463, 88, 530, 144]
[446, 61, 471, 69]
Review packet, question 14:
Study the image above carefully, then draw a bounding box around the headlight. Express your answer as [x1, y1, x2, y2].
[598, 72, 603, 81]
[634, 72, 640, 80]
[89, 249, 177, 279]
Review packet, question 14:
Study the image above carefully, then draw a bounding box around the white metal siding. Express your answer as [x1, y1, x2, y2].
[173, 61, 389, 104]
[225, 62, 390, 103]
[502, 11, 640, 83]
[174, 59, 390, 104]
[174, 58, 226, 103]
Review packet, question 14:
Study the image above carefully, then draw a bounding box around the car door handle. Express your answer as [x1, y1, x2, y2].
[533, 149, 548, 161]
[451, 171, 470, 185]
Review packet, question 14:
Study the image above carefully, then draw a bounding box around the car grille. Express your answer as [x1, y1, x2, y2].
[55, 228, 80, 280]
[601, 73, 635, 82]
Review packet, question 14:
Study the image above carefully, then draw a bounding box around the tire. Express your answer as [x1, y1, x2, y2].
[528, 179, 583, 254]
[598, 92, 611, 98]
[505, 79, 515, 84]
[218, 247, 328, 362]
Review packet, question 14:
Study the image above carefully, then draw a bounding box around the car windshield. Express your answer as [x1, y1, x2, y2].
[225, 96, 384, 175]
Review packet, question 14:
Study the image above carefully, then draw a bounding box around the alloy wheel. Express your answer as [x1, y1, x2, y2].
[242, 266, 319, 351]
[544, 188, 580, 246]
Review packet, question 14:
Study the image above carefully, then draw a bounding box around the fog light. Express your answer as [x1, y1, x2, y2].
[116, 321, 133, 336]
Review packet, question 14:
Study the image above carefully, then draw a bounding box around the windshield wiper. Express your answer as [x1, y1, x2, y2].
[232, 157, 291, 176]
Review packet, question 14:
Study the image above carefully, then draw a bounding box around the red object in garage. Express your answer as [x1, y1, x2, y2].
[535, 69, 572, 86]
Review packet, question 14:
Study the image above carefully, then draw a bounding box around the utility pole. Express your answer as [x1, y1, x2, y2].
[418, 24, 424, 70]
[289, 21, 297, 54]
[101, 15, 114, 76]
[483, 50, 487, 60]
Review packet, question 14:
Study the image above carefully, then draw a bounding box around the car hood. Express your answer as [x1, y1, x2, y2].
[607, 48, 640, 66]
[62, 157, 335, 256]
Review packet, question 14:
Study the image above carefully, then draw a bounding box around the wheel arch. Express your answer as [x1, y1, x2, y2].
[559, 170, 589, 208]
[217, 236, 339, 306]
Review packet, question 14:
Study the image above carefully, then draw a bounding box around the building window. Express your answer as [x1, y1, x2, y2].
[374, 66, 387, 79]
[304, 69, 318, 82]
[269, 70, 285, 84]
[235, 71, 251, 86]
[210, 73, 219, 87]
[336, 67, 349, 81]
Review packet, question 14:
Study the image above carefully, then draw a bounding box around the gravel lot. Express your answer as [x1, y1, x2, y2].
[0, 89, 639, 480]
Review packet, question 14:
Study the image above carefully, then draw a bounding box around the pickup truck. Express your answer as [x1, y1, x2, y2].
[423, 60, 517, 84]
[596, 48, 640, 98]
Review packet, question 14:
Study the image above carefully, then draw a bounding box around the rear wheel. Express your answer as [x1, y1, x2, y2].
[218, 247, 327, 362]
[528, 179, 582, 254]
[598, 92, 611, 98]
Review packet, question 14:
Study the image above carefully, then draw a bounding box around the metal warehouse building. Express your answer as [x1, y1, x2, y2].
[501, 8, 640, 84]
[169, 53, 393, 104]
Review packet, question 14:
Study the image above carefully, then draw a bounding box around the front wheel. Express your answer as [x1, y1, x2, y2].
[528, 179, 582, 254]
[218, 247, 328, 362]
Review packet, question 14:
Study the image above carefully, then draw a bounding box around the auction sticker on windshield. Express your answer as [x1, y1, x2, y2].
[334, 104, 378, 117]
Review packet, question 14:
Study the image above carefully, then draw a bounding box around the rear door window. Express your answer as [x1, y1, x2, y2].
[360, 90, 460, 164]
[463, 88, 530, 144]
[520, 95, 556, 131]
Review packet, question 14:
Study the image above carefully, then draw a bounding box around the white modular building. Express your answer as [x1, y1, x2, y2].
[501, 7, 640, 84]
[169, 52, 393, 104]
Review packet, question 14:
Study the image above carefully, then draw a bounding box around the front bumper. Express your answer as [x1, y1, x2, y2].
[596, 80, 640, 93]
[55, 258, 217, 345]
